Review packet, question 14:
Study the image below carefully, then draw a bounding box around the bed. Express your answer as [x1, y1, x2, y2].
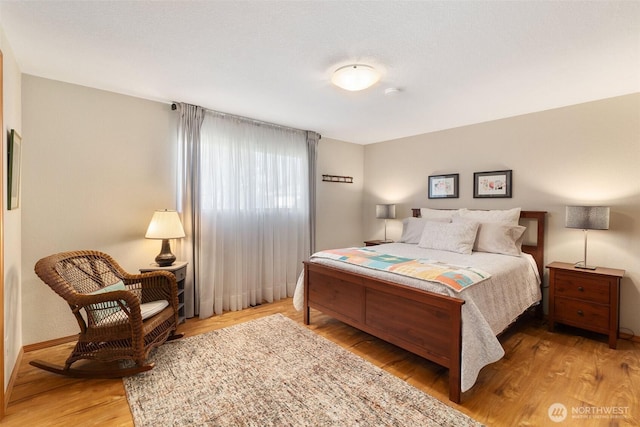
[294, 208, 546, 403]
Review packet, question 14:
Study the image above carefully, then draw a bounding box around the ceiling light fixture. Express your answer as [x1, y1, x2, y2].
[331, 64, 380, 91]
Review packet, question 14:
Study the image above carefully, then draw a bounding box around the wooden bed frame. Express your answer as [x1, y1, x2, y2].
[303, 209, 546, 403]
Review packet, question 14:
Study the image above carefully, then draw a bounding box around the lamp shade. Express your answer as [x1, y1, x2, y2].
[376, 204, 396, 220]
[565, 206, 610, 230]
[331, 64, 380, 91]
[145, 210, 186, 239]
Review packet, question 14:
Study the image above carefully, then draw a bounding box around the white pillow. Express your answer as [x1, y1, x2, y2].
[472, 221, 526, 256]
[420, 208, 459, 220]
[399, 217, 451, 244]
[453, 216, 526, 256]
[418, 220, 480, 255]
[457, 207, 521, 225]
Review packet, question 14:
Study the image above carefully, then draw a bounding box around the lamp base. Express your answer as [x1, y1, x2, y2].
[574, 262, 597, 270]
[576, 230, 597, 270]
[155, 239, 176, 267]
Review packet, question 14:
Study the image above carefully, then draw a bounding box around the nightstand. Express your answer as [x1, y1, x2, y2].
[364, 240, 393, 246]
[140, 261, 188, 324]
[547, 261, 624, 349]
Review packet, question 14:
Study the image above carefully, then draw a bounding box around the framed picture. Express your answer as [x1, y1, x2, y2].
[428, 173, 459, 199]
[474, 170, 512, 198]
[8, 129, 22, 210]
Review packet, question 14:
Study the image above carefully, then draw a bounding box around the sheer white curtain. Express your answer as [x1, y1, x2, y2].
[197, 112, 310, 318]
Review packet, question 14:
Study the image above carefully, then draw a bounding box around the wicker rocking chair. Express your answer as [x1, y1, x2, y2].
[32, 250, 183, 378]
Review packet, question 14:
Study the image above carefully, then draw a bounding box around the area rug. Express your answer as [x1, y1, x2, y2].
[124, 314, 482, 426]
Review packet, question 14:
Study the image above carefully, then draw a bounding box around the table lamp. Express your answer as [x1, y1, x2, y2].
[376, 204, 396, 242]
[565, 206, 610, 270]
[145, 209, 186, 266]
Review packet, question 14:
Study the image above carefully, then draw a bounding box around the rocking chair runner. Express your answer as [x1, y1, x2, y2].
[32, 250, 182, 378]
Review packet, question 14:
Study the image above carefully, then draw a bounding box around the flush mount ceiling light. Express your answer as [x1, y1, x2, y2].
[331, 64, 380, 91]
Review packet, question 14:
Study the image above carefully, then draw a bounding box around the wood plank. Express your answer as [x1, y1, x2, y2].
[365, 287, 452, 363]
[308, 270, 365, 324]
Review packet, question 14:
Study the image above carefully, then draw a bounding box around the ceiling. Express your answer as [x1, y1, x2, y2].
[0, 1, 638, 144]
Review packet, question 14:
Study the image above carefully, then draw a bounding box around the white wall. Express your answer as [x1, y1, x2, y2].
[315, 137, 364, 250]
[19, 79, 367, 345]
[21, 76, 178, 345]
[22, 83, 364, 344]
[363, 94, 640, 335]
[1, 25, 22, 391]
[17, 75, 640, 345]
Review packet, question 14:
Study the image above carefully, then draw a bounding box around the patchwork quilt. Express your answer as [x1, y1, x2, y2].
[312, 247, 491, 292]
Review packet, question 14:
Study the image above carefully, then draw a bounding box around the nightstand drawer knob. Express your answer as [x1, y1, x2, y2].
[577, 310, 584, 316]
[577, 286, 584, 292]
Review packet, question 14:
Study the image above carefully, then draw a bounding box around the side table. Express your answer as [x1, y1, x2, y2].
[547, 261, 624, 349]
[364, 240, 393, 246]
[140, 261, 188, 324]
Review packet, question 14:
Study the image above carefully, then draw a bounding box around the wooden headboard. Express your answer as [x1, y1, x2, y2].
[411, 209, 547, 278]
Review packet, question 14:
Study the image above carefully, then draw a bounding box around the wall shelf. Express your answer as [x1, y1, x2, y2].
[322, 174, 353, 184]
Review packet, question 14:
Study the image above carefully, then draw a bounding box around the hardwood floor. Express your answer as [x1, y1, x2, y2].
[4, 298, 639, 426]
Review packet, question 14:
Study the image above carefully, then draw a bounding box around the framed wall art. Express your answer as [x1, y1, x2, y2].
[428, 173, 459, 199]
[8, 129, 22, 210]
[473, 170, 512, 198]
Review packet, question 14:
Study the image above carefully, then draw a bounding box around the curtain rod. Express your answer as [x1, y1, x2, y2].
[170, 102, 320, 139]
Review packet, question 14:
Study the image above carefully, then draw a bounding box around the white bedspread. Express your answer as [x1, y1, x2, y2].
[293, 243, 541, 393]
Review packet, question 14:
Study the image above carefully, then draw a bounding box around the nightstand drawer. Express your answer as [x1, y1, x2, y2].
[554, 271, 610, 304]
[174, 266, 187, 282]
[554, 297, 609, 333]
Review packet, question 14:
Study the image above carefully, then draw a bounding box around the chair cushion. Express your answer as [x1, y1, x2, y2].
[88, 281, 127, 324]
[96, 299, 170, 326]
[140, 300, 170, 320]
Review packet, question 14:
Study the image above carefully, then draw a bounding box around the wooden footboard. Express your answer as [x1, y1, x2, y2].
[303, 210, 546, 404]
[303, 261, 465, 403]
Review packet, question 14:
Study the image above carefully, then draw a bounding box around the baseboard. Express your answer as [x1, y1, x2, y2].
[23, 334, 78, 352]
[4, 336, 77, 412]
[619, 331, 639, 343]
[4, 347, 23, 412]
